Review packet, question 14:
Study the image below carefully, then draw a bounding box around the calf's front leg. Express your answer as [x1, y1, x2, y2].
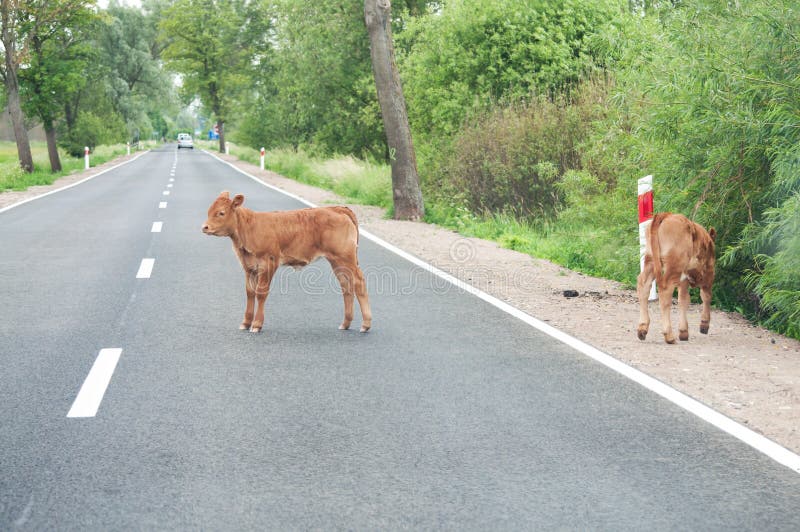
[250, 264, 277, 333]
[240, 271, 256, 330]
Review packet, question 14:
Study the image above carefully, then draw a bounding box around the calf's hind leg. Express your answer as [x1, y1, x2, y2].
[659, 280, 677, 344]
[354, 265, 371, 332]
[636, 257, 655, 340]
[330, 261, 355, 331]
[677, 279, 690, 341]
[699, 285, 712, 334]
[330, 257, 372, 332]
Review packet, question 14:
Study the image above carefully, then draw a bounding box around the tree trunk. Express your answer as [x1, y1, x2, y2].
[43, 118, 61, 172]
[365, 0, 424, 220]
[217, 119, 225, 153]
[1, 0, 34, 173]
[5, 74, 33, 172]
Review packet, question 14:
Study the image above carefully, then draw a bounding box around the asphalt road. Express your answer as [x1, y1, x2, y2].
[2, 145, 799, 530]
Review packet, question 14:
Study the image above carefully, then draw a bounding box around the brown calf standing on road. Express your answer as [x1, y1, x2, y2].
[637, 212, 716, 344]
[202, 191, 372, 333]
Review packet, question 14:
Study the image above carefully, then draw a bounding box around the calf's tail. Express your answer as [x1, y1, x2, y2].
[331, 206, 359, 244]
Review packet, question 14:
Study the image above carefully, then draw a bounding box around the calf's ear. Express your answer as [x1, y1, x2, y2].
[232, 194, 245, 208]
[709, 228, 716, 242]
[219, 190, 230, 199]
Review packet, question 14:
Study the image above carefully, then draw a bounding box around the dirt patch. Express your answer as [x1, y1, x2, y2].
[4, 151, 799, 455]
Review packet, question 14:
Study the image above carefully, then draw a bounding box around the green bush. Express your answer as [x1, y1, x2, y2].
[435, 78, 613, 219]
[399, 0, 624, 142]
[614, 1, 800, 336]
[59, 112, 126, 157]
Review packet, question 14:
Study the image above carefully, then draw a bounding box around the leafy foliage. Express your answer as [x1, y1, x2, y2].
[18, 1, 97, 128]
[438, 78, 613, 218]
[235, 0, 385, 158]
[398, 0, 624, 142]
[160, 0, 271, 145]
[614, 0, 800, 334]
[100, 1, 177, 138]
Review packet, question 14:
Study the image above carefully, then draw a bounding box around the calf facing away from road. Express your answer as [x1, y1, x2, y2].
[202, 192, 372, 333]
[637, 212, 716, 344]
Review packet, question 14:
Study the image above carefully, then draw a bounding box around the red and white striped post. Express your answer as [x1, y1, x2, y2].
[84, 146, 90, 170]
[638, 175, 657, 300]
[260, 147, 265, 170]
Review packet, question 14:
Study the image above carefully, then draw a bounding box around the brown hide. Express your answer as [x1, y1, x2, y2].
[637, 212, 716, 344]
[202, 191, 372, 333]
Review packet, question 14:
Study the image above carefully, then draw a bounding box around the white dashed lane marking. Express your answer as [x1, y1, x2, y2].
[67, 348, 123, 418]
[70, 163, 174, 418]
[136, 258, 155, 279]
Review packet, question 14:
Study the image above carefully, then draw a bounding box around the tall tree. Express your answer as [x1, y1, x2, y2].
[0, 0, 34, 172]
[161, 0, 269, 152]
[101, 1, 176, 140]
[242, 0, 379, 156]
[19, 0, 97, 172]
[365, 0, 424, 220]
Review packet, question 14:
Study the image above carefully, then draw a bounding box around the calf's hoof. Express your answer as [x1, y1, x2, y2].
[339, 322, 351, 330]
[360, 324, 371, 333]
[249, 325, 262, 333]
[700, 321, 710, 334]
[636, 326, 648, 341]
[679, 330, 689, 341]
[239, 323, 251, 331]
[663, 333, 676, 344]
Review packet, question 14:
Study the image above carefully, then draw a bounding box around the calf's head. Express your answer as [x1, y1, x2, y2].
[202, 191, 244, 236]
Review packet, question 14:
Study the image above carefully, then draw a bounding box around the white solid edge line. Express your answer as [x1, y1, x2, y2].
[159, 202, 167, 209]
[0, 152, 148, 215]
[151, 221, 163, 233]
[203, 149, 800, 474]
[67, 348, 123, 418]
[162, 190, 170, 196]
[136, 258, 155, 279]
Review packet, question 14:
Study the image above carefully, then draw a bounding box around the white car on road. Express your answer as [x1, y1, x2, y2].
[177, 133, 194, 149]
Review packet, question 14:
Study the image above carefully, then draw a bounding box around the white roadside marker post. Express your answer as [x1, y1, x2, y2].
[638, 175, 658, 301]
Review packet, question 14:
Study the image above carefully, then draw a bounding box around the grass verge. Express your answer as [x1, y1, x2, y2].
[0, 142, 132, 191]
[208, 143, 640, 288]
[210, 142, 393, 210]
